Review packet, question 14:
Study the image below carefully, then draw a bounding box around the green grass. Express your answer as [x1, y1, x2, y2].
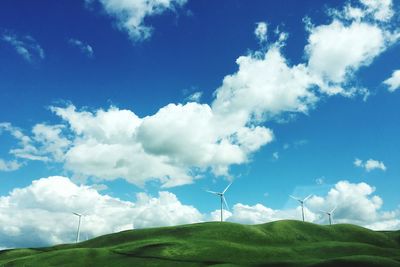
[0, 220, 399, 266]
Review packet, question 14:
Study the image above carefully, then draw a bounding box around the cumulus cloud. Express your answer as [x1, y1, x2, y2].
[85, 0, 187, 41]
[208, 209, 232, 222]
[0, 177, 397, 248]
[68, 38, 94, 58]
[133, 191, 203, 228]
[2, 0, 399, 187]
[307, 181, 399, 229]
[383, 70, 400, 92]
[228, 204, 308, 224]
[213, 0, 399, 124]
[2, 102, 274, 188]
[227, 181, 399, 230]
[1, 32, 44, 62]
[254, 22, 268, 43]
[354, 158, 386, 172]
[0, 176, 203, 248]
[212, 45, 318, 122]
[304, 0, 399, 97]
[306, 20, 386, 85]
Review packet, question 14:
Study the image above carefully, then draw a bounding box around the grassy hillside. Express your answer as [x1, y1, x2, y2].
[1, 220, 399, 266]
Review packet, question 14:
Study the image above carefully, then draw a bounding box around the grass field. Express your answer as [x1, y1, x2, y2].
[0, 220, 399, 266]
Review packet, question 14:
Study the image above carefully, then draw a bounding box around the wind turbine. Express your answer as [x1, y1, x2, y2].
[290, 194, 312, 222]
[207, 183, 232, 222]
[321, 206, 337, 225]
[73, 212, 83, 243]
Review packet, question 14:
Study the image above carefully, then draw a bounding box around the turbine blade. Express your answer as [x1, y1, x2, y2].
[72, 212, 81, 216]
[289, 195, 301, 202]
[330, 206, 337, 214]
[319, 210, 328, 214]
[303, 194, 312, 202]
[206, 190, 219, 195]
[222, 196, 229, 210]
[222, 183, 232, 194]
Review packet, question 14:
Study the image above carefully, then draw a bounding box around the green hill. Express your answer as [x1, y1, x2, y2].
[1, 220, 399, 266]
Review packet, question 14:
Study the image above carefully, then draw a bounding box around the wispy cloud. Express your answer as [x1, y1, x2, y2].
[85, 0, 188, 42]
[254, 22, 268, 43]
[0, 159, 21, 172]
[0, 122, 70, 163]
[1, 32, 44, 62]
[186, 91, 203, 102]
[315, 177, 325, 185]
[68, 38, 94, 58]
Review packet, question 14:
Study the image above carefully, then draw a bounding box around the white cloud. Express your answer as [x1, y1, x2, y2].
[272, 152, 279, 160]
[0, 177, 398, 248]
[53, 103, 273, 187]
[306, 20, 386, 85]
[364, 159, 386, 172]
[333, 0, 394, 22]
[0, 122, 70, 162]
[360, 0, 394, 21]
[227, 181, 399, 230]
[307, 180, 399, 230]
[31, 124, 71, 162]
[208, 209, 232, 222]
[0, 176, 203, 248]
[68, 38, 94, 58]
[86, 0, 187, 41]
[212, 45, 319, 122]
[342, 5, 365, 21]
[383, 70, 400, 92]
[304, 0, 399, 98]
[228, 203, 318, 224]
[0, 159, 21, 172]
[3, 0, 400, 188]
[315, 177, 325, 185]
[354, 158, 363, 167]
[133, 191, 202, 228]
[254, 22, 268, 43]
[89, 183, 108, 191]
[1, 33, 44, 62]
[186, 91, 203, 102]
[354, 158, 386, 172]
[0, 176, 134, 248]
[0, 122, 46, 162]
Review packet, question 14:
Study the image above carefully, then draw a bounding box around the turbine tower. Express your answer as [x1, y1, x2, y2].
[321, 206, 337, 225]
[207, 183, 232, 222]
[290, 194, 312, 222]
[73, 212, 83, 243]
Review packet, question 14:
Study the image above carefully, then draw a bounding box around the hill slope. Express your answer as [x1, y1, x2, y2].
[1, 220, 399, 266]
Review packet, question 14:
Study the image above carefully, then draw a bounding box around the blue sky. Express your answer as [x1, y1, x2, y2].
[0, 0, 400, 248]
